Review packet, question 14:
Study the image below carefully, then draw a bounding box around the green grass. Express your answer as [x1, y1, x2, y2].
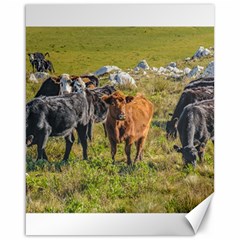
[26, 27, 214, 213]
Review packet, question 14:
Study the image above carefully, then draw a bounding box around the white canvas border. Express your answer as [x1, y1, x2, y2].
[25, 3, 214, 236]
[26, 4, 214, 26]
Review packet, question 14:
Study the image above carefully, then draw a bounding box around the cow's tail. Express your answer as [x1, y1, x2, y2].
[45, 52, 50, 57]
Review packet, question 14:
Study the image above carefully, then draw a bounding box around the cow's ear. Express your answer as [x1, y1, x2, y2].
[173, 117, 178, 127]
[173, 145, 182, 153]
[102, 95, 112, 105]
[126, 96, 134, 103]
[70, 75, 79, 80]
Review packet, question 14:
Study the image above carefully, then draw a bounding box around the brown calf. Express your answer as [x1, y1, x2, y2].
[102, 91, 154, 165]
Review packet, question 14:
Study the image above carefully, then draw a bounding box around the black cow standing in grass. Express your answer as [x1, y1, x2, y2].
[184, 77, 214, 90]
[28, 52, 50, 72]
[166, 87, 214, 139]
[173, 99, 214, 167]
[72, 80, 116, 140]
[26, 89, 108, 162]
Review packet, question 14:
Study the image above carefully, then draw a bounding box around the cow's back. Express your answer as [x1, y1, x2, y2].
[126, 95, 153, 137]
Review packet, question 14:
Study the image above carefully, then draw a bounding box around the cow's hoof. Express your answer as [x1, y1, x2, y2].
[127, 161, 133, 166]
[60, 160, 69, 166]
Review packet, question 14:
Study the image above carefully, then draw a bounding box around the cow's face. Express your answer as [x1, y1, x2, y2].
[60, 74, 72, 95]
[102, 92, 134, 121]
[166, 117, 178, 139]
[72, 78, 86, 93]
[93, 95, 108, 123]
[174, 145, 198, 167]
[28, 53, 34, 61]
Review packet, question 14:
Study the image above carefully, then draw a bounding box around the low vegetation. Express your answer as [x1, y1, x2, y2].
[26, 27, 214, 213]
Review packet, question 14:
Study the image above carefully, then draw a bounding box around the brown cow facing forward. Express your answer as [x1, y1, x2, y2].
[102, 91, 154, 165]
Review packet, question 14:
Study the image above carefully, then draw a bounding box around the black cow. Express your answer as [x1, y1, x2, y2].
[28, 52, 50, 72]
[72, 80, 114, 140]
[166, 87, 214, 139]
[173, 99, 214, 167]
[184, 77, 214, 90]
[34, 77, 60, 98]
[26, 89, 108, 162]
[38, 59, 55, 73]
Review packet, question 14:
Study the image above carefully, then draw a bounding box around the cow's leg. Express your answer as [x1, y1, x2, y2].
[125, 140, 132, 165]
[103, 122, 108, 138]
[134, 137, 145, 162]
[36, 127, 51, 162]
[87, 120, 93, 141]
[77, 124, 88, 160]
[198, 143, 206, 163]
[31, 63, 35, 73]
[62, 132, 75, 163]
[110, 140, 117, 164]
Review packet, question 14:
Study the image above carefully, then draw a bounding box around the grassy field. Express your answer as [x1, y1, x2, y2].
[26, 27, 214, 213]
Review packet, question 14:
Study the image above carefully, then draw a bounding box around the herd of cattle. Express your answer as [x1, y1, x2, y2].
[26, 52, 214, 168]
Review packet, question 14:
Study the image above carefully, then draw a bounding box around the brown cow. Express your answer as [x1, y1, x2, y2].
[102, 91, 154, 165]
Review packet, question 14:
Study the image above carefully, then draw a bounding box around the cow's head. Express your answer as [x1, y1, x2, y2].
[102, 91, 134, 121]
[26, 135, 34, 147]
[174, 145, 198, 167]
[85, 89, 108, 123]
[59, 74, 72, 95]
[71, 78, 86, 93]
[166, 116, 178, 140]
[28, 53, 34, 61]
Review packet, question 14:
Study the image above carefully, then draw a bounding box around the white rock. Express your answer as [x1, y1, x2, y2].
[143, 71, 147, 75]
[29, 73, 38, 83]
[109, 72, 136, 87]
[171, 73, 182, 79]
[94, 66, 121, 76]
[183, 67, 191, 75]
[188, 65, 204, 78]
[152, 67, 159, 72]
[201, 61, 214, 78]
[185, 57, 191, 61]
[172, 67, 183, 74]
[168, 62, 177, 68]
[202, 48, 211, 57]
[193, 46, 211, 59]
[134, 67, 140, 72]
[158, 67, 167, 73]
[32, 72, 50, 80]
[135, 60, 150, 70]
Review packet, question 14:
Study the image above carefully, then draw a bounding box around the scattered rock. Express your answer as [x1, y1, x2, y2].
[183, 67, 191, 75]
[201, 61, 214, 78]
[187, 65, 204, 78]
[135, 59, 150, 70]
[151, 67, 159, 72]
[158, 67, 168, 73]
[193, 46, 211, 59]
[168, 62, 177, 68]
[29, 72, 49, 82]
[94, 66, 121, 76]
[29, 73, 38, 83]
[185, 57, 191, 61]
[109, 72, 137, 87]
